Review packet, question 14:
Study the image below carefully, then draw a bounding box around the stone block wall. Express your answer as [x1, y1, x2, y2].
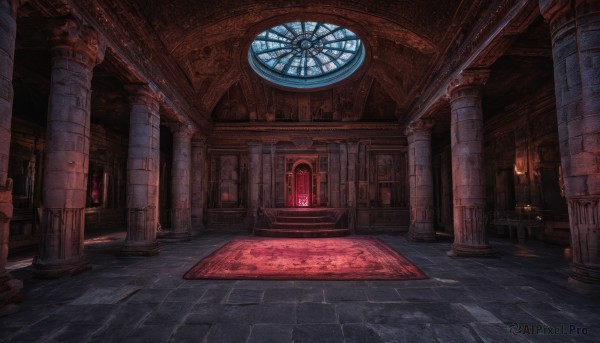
[484, 87, 566, 217]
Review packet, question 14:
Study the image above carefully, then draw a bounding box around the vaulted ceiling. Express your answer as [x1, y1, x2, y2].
[81, 0, 490, 123]
[13, 0, 551, 135]
[131, 0, 484, 122]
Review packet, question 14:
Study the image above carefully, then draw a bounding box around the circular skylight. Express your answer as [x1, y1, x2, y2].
[249, 22, 365, 89]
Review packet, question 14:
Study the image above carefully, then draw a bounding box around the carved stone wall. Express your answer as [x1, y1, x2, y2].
[204, 138, 409, 232]
[212, 82, 397, 123]
[483, 86, 567, 242]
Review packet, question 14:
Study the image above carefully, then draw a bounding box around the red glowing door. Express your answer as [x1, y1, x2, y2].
[295, 165, 311, 207]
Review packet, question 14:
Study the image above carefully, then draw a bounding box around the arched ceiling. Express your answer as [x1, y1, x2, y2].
[20, 0, 496, 128]
[122, 0, 481, 119]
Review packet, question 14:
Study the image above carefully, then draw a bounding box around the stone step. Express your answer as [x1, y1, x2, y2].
[276, 215, 333, 223]
[270, 222, 336, 230]
[254, 228, 350, 238]
[276, 210, 332, 217]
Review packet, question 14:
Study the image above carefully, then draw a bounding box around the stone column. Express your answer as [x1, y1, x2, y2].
[0, 0, 16, 189]
[347, 142, 358, 232]
[191, 138, 206, 231]
[270, 143, 276, 207]
[120, 85, 161, 256]
[262, 143, 273, 207]
[541, 0, 600, 291]
[248, 142, 261, 228]
[167, 123, 195, 240]
[0, 0, 22, 316]
[33, 20, 105, 278]
[328, 143, 340, 208]
[447, 70, 494, 257]
[340, 143, 348, 208]
[406, 118, 436, 242]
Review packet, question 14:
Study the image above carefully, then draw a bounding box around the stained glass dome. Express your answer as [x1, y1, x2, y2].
[249, 22, 365, 89]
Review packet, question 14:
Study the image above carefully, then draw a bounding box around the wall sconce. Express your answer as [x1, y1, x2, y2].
[514, 165, 527, 175]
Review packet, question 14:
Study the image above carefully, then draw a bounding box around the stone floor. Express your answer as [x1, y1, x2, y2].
[1, 232, 599, 343]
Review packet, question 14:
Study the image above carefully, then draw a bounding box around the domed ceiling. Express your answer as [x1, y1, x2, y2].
[17, 0, 547, 132]
[117, 0, 482, 122]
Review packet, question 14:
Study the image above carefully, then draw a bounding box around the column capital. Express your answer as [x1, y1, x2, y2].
[192, 135, 207, 145]
[447, 69, 490, 97]
[539, 0, 572, 22]
[1, 0, 28, 18]
[49, 19, 106, 67]
[125, 84, 161, 111]
[405, 117, 435, 136]
[166, 122, 197, 138]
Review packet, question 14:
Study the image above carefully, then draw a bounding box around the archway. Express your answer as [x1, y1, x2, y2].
[294, 164, 311, 207]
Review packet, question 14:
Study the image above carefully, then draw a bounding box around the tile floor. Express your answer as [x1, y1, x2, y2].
[1, 232, 599, 342]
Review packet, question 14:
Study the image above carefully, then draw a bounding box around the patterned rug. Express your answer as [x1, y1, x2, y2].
[183, 236, 427, 280]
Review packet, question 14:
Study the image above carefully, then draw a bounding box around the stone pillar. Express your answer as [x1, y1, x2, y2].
[340, 143, 348, 208]
[0, 0, 16, 189]
[541, 0, 600, 291]
[447, 70, 494, 257]
[406, 118, 436, 242]
[191, 138, 206, 231]
[0, 0, 22, 316]
[328, 143, 340, 208]
[120, 85, 161, 256]
[347, 142, 358, 232]
[167, 123, 195, 240]
[270, 144, 276, 207]
[33, 20, 105, 278]
[262, 143, 273, 207]
[248, 142, 261, 228]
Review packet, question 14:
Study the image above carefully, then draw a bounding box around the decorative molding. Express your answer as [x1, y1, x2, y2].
[291, 138, 313, 148]
[214, 122, 402, 132]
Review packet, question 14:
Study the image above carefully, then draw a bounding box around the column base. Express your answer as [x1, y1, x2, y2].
[158, 230, 191, 242]
[447, 242, 495, 257]
[408, 224, 436, 242]
[32, 256, 90, 279]
[119, 240, 160, 256]
[0, 271, 23, 318]
[567, 263, 600, 294]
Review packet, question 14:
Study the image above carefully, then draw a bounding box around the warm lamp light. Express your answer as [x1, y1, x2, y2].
[514, 165, 526, 175]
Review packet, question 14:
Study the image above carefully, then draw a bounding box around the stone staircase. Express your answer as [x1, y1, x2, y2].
[255, 208, 349, 238]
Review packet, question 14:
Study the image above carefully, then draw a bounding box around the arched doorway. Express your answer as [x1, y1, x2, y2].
[294, 164, 311, 207]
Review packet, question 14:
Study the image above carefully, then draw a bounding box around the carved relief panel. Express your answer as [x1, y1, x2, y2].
[366, 149, 408, 208]
[219, 155, 239, 206]
[208, 151, 248, 208]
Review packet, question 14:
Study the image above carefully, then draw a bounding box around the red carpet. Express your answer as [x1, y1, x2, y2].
[183, 236, 427, 280]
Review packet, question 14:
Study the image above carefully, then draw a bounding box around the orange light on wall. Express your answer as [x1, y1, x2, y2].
[514, 164, 527, 175]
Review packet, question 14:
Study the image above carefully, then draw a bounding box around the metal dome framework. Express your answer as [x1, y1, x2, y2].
[249, 21, 365, 89]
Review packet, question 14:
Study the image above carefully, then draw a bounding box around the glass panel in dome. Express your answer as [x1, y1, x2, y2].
[249, 21, 365, 88]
